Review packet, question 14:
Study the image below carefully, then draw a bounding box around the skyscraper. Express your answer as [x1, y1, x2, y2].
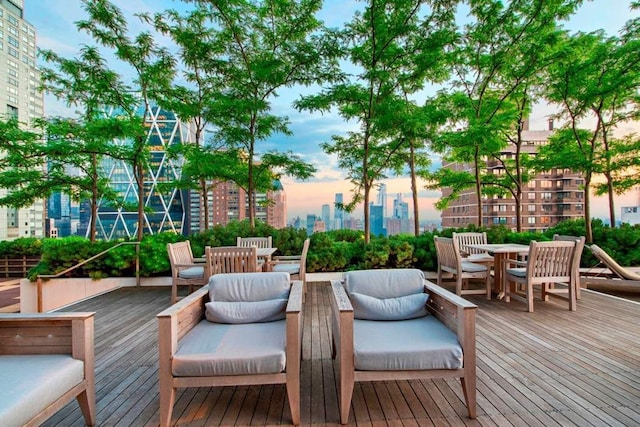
[376, 183, 388, 219]
[369, 203, 386, 237]
[83, 104, 192, 240]
[0, 0, 45, 240]
[393, 193, 409, 220]
[321, 204, 331, 231]
[334, 193, 344, 230]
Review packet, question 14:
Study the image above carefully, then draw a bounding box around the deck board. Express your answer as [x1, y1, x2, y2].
[41, 281, 640, 426]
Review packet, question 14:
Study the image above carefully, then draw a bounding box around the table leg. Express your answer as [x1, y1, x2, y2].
[494, 253, 506, 299]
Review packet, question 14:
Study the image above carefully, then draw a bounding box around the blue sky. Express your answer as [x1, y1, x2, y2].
[24, 0, 640, 222]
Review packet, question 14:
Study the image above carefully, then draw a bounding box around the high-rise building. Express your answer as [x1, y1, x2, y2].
[376, 183, 388, 219]
[440, 128, 585, 231]
[306, 214, 317, 236]
[0, 0, 45, 240]
[393, 193, 409, 220]
[321, 204, 331, 231]
[82, 104, 193, 240]
[369, 203, 386, 237]
[334, 193, 344, 230]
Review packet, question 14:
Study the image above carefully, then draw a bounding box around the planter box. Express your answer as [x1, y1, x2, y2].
[20, 276, 172, 313]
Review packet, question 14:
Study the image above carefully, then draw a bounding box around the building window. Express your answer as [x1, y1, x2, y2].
[540, 180, 552, 188]
[541, 192, 552, 200]
[527, 192, 536, 200]
[7, 105, 18, 119]
[527, 204, 535, 212]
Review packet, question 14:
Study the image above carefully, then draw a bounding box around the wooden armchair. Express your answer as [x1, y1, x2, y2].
[330, 269, 477, 424]
[205, 246, 262, 275]
[167, 241, 207, 304]
[0, 313, 96, 426]
[157, 272, 303, 426]
[453, 231, 494, 264]
[269, 238, 310, 298]
[237, 236, 273, 248]
[435, 236, 492, 299]
[504, 240, 580, 312]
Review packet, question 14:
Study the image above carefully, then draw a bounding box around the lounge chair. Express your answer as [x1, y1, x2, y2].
[580, 244, 640, 293]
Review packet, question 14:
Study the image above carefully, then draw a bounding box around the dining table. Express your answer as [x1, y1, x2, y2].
[466, 243, 530, 299]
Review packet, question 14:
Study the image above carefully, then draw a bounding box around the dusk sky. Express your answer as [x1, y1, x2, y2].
[24, 0, 640, 223]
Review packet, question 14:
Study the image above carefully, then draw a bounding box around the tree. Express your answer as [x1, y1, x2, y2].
[430, 0, 582, 228]
[543, 27, 640, 241]
[39, 46, 139, 241]
[179, 0, 332, 229]
[143, 8, 220, 230]
[77, 0, 176, 241]
[296, 0, 456, 242]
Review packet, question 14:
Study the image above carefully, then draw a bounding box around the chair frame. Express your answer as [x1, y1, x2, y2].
[504, 240, 579, 312]
[580, 244, 640, 292]
[435, 236, 492, 299]
[205, 246, 261, 275]
[269, 238, 310, 296]
[237, 236, 273, 248]
[157, 281, 303, 427]
[330, 279, 477, 424]
[552, 234, 586, 300]
[0, 313, 96, 427]
[167, 241, 207, 304]
[452, 232, 492, 260]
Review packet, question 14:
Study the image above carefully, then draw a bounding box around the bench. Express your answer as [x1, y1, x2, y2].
[0, 313, 96, 427]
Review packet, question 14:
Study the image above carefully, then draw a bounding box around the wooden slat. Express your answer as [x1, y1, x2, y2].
[41, 282, 640, 427]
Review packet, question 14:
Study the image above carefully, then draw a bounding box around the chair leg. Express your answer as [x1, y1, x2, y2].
[569, 279, 577, 311]
[526, 284, 534, 312]
[171, 283, 178, 305]
[339, 374, 354, 424]
[485, 272, 491, 300]
[76, 388, 96, 426]
[460, 376, 477, 419]
[286, 373, 301, 425]
[159, 384, 176, 427]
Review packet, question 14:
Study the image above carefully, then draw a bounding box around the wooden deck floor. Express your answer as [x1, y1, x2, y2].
[43, 281, 640, 427]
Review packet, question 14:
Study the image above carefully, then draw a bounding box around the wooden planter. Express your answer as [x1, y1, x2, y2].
[20, 276, 172, 313]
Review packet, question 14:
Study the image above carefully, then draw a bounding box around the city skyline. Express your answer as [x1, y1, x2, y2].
[24, 0, 640, 224]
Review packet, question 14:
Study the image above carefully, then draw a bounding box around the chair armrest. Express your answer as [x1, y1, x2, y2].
[424, 280, 476, 363]
[273, 255, 302, 261]
[0, 313, 95, 383]
[329, 280, 354, 371]
[286, 281, 303, 376]
[157, 286, 209, 359]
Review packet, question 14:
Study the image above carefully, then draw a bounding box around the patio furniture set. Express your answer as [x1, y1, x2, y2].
[434, 232, 586, 313]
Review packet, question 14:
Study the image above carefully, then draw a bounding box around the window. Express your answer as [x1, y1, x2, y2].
[541, 192, 552, 200]
[7, 105, 18, 119]
[7, 77, 18, 86]
[8, 15, 18, 26]
[8, 47, 18, 58]
[527, 204, 536, 212]
[8, 26, 18, 36]
[540, 180, 552, 188]
[7, 36, 18, 47]
[528, 217, 536, 225]
[527, 192, 536, 200]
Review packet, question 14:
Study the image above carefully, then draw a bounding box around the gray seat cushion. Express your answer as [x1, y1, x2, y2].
[344, 268, 425, 298]
[461, 261, 488, 273]
[179, 266, 204, 279]
[353, 316, 463, 371]
[506, 267, 527, 278]
[172, 319, 286, 377]
[0, 355, 85, 427]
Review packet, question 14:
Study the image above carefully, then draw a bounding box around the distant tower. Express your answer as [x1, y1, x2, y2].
[321, 204, 331, 231]
[306, 214, 317, 236]
[334, 193, 344, 230]
[369, 202, 386, 237]
[393, 193, 409, 220]
[376, 184, 388, 218]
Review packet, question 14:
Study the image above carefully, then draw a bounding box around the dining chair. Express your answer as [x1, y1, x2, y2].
[205, 246, 261, 276]
[504, 240, 580, 312]
[167, 241, 207, 304]
[237, 236, 273, 248]
[552, 234, 586, 299]
[434, 236, 492, 299]
[269, 238, 310, 299]
[452, 232, 494, 264]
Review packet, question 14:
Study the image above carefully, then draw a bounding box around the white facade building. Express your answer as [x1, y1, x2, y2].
[0, 0, 45, 240]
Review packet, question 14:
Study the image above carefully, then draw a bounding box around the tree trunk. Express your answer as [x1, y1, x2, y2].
[606, 175, 616, 227]
[584, 175, 593, 244]
[474, 146, 483, 227]
[409, 142, 420, 236]
[136, 159, 145, 242]
[364, 181, 371, 243]
[200, 178, 209, 231]
[89, 154, 98, 242]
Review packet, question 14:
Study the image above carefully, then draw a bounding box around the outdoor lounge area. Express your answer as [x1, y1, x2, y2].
[36, 276, 640, 426]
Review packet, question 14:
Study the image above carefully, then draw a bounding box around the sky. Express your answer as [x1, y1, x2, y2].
[24, 0, 640, 224]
